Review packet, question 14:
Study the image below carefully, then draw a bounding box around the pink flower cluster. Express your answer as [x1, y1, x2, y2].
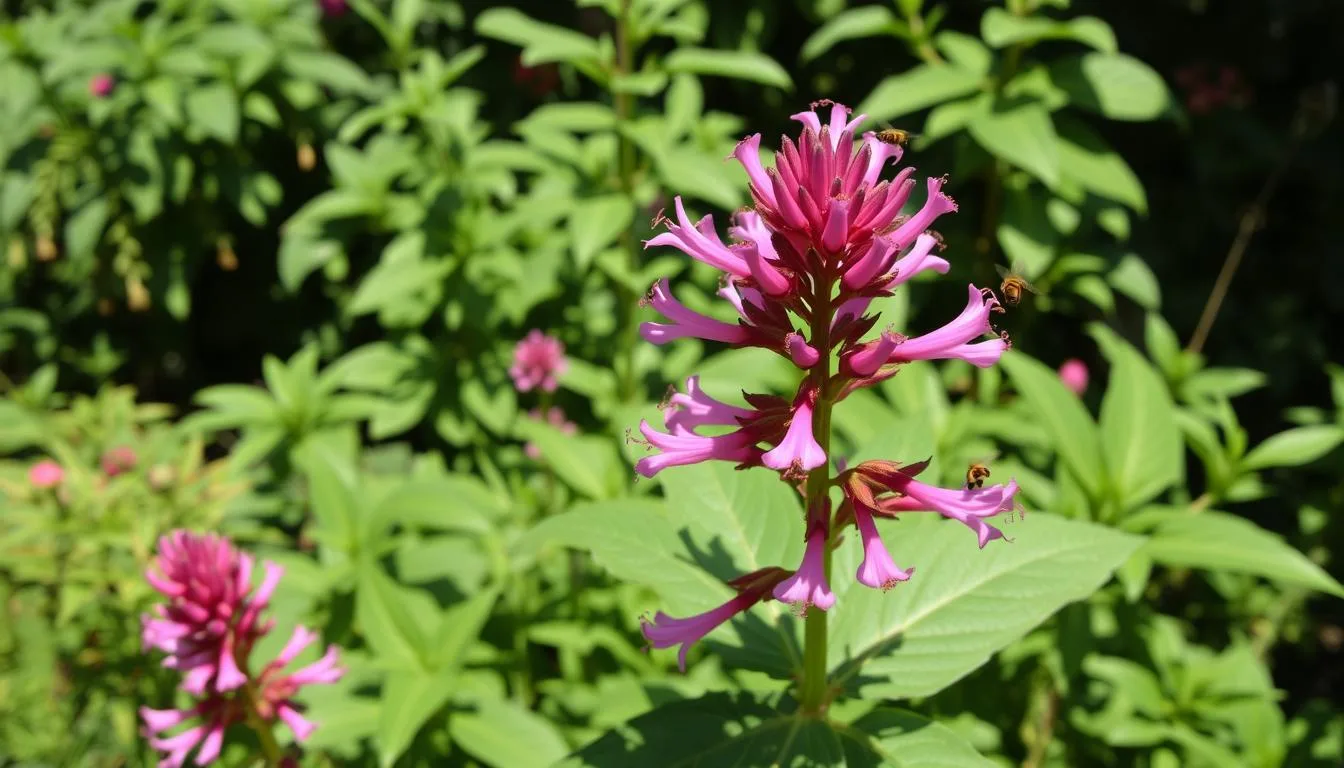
[510, 330, 568, 393]
[637, 101, 1021, 670]
[140, 532, 343, 766]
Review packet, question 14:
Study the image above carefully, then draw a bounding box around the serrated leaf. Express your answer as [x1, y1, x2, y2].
[829, 514, 1142, 698]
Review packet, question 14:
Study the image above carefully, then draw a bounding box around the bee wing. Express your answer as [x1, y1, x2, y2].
[1020, 279, 1043, 295]
[994, 264, 1013, 280]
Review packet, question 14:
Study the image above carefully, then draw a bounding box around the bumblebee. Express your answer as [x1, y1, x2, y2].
[994, 263, 1040, 306]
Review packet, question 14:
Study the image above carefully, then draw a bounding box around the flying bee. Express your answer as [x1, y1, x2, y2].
[994, 262, 1041, 306]
[874, 123, 920, 147]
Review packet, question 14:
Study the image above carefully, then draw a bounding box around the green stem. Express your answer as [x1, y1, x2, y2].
[613, 0, 641, 402]
[243, 684, 283, 766]
[798, 283, 835, 715]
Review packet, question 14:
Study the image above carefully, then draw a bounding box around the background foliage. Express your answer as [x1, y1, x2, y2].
[3, 0, 1343, 765]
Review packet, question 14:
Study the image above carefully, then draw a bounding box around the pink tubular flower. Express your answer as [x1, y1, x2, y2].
[1058, 358, 1089, 395]
[510, 330, 567, 393]
[28, 460, 64, 489]
[141, 532, 344, 765]
[142, 532, 281, 694]
[853, 505, 914, 591]
[773, 527, 836, 614]
[89, 73, 115, 98]
[642, 568, 790, 671]
[638, 100, 1021, 671]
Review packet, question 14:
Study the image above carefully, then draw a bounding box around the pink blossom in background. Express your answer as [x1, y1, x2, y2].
[636, 100, 1021, 665]
[88, 73, 114, 98]
[510, 330, 568, 393]
[100, 445, 138, 477]
[140, 532, 344, 766]
[317, 0, 347, 16]
[512, 56, 560, 97]
[524, 407, 578, 460]
[1174, 62, 1252, 115]
[1058, 358, 1089, 396]
[28, 460, 64, 489]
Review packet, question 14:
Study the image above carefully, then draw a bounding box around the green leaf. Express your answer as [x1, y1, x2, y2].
[450, 699, 569, 768]
[372, 479, 494, 537]
[981, 9, 1117, 53]
[967, 103, 1059, 187]
[664, 48, 792, 89]
[1090, 324, 1183, 510]
[1000, 351, 1105, 498]
[476, 8, 603, 67]
[515, 421, 624, 499]
[828, 514, 1141, 698]
[356, 564, 431, 670]
[1242, 425, 1344, 471]
[800, 6, 898, 63]
[185, 82, 240, 143]
[283, 51, 376, 95]
[1051, 53, 1170, 121]
[1108, 254, 1160, 309]
[859, 64, 984, 123]
[294, 439, 359, 551]
[1142, 511, 1344, 598]
[1056, 117, 1147, 213]
[569, 195, 634, 271]
[428, 587, 499, 670]
[63, 198, 110, 260]
[561, 693, 995, 767]
[376, 669, 454, 768]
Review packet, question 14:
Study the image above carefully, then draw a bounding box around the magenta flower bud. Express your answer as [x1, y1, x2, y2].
[28, 460, 64, 489]
[820, 197, 851, 255]
[101, 445, 138, 477]
[841, 237, 896, 291]
[318, 0, 348, 16]
[88, 73, 115, 98]
[510, 330, 567, 393]
[746, 243, 791, 296]
[785, 333, 820, 369]
[841, 330, 901, 378]
[1058, 358, 1089, 395]
[853, 505, 914, 590]
[772, 528, 836, 613]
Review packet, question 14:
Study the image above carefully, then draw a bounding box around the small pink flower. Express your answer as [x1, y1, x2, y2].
[28, 460, 64, 489]
[509, 330, 568, 393]
[640, 279, 752, 346]
[633, 419, 761, 478]
[89, 74, 115, 98]
[879, 476, 1020, 549]
[884, 284, 1008, 368]
[641, 568, 789, 671]
[251, 626, 346, 742]
[661, 376, 753, 435]
[761, 395, 826, 472]
[1058, 358, 1089, 396]
[853, 505, 914, 591]
[772, 528, 836, 614]
[317, 0, 347, 16]
[141, 700, 230, 767]
[524, 407, 578, 460]
[101, 445, 138, 477]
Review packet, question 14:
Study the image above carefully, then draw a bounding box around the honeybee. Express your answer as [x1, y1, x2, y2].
[874, 124, 920, 147]
[965, 461, 992, 489]
[994, 263, 1040, 306]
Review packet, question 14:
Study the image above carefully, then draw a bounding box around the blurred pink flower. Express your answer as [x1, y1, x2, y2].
[1058, 358, 1089, 396]
[28, 460, 64, 489]
[318, 0, 347, 16]
[1174, 63, 1252, 116]
[524, 407, 578, 460]
[89, 74, 115, 98]
[141, 532, 281, 695]
[512, 56, 559, 97]
[510, 330, 567, 393]
[101, 445, 138, 477]
[140, 532, 344, 766]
